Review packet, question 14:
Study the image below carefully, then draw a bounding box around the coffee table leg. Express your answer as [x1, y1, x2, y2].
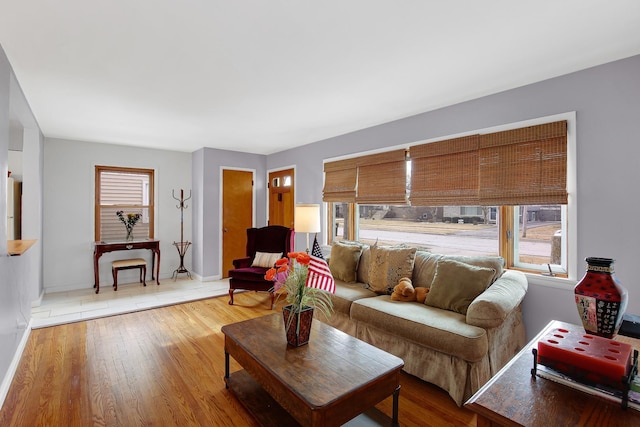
[392, 385, 400, 427]
[225, 351, 230, 389]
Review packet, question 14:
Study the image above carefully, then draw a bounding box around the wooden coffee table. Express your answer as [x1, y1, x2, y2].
[222, 313, 404, 426]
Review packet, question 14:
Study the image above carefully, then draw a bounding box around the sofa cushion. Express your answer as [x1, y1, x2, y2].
[444, 254, 504, 284]
[424, 259, 495, 315]
[329, 278, 378, 316]
[368, 245, 417, 294]
[329, 241, 363, 283]
[412, 252, 505, 289]
[412, 251, 440, 288]
[350, 296, 488, 362]
[251, 251, 282, 268]
[357, 244, 371, 284]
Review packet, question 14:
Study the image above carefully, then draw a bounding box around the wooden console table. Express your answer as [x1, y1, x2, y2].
[93, 240, 160, 293]
[465, 320, 640, 426]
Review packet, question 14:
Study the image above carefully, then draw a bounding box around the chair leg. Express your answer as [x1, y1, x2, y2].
[113, 268, 118, 291]
[141, 265, 147, 286]
[228, 289, 235, 305]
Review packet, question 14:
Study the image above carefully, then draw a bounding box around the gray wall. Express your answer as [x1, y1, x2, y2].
[193, 147, 267, 279]
[0, 46, 43, 403]
[268, 54, 640, 340]
[42, 138, 192, 291]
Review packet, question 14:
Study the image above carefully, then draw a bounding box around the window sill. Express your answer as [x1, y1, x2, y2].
[524, 271, 576, 290]
[7, 239, 37, 256]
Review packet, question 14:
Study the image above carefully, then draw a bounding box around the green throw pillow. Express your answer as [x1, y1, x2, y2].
[368, 245, 417, 294]
[329, 241, 363, 283]
[424, 259, 496, 315]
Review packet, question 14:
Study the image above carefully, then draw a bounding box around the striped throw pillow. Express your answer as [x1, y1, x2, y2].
[251, 252, 283, 268]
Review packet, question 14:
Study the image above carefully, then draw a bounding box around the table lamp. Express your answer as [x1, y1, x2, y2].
[295, 204, 321, 253]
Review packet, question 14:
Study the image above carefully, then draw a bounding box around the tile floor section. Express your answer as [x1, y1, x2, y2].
[31, 277, 231, 329]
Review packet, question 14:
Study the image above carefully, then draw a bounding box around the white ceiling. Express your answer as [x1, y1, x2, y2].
[1, 1, 639, 155]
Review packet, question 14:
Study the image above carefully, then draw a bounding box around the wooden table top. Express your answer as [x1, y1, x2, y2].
[465, 320, 640, 426]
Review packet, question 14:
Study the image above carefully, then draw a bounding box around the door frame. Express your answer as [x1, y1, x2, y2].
[266, 164, 297, 225]
[219, 166, 256, 278]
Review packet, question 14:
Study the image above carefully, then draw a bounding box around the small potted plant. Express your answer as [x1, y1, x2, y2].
[265, 250, 334, 346]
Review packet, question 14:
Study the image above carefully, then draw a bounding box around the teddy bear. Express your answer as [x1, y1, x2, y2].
[414, 286, 429, 303]
[390, 277, 429, 303]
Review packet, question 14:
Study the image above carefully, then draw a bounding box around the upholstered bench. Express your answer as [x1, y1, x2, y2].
[112, 258, 147, 291]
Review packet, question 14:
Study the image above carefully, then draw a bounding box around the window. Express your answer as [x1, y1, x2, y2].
[325, 115, 573, 278]
[330, 203, 567, 276]
[345, 204, 499, 255]
[95, 166, 154, 242]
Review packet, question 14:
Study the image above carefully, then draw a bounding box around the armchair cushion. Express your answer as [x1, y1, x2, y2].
[251, 251, 283, 268]
[229, 266, 271, 282]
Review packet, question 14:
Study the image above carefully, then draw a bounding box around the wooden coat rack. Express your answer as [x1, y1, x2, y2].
[172, 189, 192, 280]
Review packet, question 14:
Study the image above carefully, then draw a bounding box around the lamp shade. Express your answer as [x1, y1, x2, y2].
[295, 204, 321, 233]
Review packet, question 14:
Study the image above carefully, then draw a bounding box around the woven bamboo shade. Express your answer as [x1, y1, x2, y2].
[409, 135, 480, 206]
[323, 158, 357, 202]
[479, 121, 567, 205]
[355, 149, 408, 204]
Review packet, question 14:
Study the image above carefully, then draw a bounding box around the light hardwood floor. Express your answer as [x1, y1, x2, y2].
[0, 292, 477, 426]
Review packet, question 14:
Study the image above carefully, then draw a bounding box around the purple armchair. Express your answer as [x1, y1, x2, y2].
[228, 225, 295, 309]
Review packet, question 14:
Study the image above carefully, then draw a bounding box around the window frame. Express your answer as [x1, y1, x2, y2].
[94, 165, 155, 242]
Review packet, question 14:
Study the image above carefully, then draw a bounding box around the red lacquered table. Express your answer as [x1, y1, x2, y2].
[465, 320, 640, 426]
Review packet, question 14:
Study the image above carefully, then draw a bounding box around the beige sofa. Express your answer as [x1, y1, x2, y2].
[320, 242, 528, 406]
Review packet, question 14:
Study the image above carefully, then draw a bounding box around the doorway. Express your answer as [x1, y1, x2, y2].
[222, 169, 253, 278]
[268, 168, 294, 228]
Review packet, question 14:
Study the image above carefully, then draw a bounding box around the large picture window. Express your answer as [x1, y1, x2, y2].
[95, 166, 154, 242]
[326, 116, 573, 277]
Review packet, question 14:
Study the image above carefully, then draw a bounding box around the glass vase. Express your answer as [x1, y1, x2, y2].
[574, 257, 628, 338]
[126, 228, 134, 242]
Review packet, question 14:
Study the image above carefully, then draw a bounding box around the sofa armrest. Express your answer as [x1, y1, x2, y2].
[232, 257, 253, 269]
[466, 270, 528, 328]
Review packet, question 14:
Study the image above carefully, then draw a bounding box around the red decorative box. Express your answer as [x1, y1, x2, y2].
[537, 326, 633, 389]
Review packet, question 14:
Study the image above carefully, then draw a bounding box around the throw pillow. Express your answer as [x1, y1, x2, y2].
[357, 244, 371, 284]
[251, 251, 283, 268]
[328, 241, 363, 283]
[445, 254, 505, 284]
[368, 245, 417, 294]
[424, 259, 496, 315]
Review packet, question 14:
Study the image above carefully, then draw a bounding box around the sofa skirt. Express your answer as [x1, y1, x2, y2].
[355, 322, 492, 406]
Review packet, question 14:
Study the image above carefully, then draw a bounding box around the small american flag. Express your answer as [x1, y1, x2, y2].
[306, 236, 335, 294]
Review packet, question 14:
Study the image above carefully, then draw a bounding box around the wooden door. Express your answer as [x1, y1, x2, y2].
[268, 168, 294, 228]
[222, 169, 253, 278]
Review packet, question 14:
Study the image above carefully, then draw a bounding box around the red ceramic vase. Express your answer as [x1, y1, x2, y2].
[574, 257, 628, 338]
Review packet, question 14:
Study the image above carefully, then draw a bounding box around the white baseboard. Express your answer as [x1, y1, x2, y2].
[0, 320, 32, 411]
[193, 273, 222, 282]
[31, 289, 45, 308]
